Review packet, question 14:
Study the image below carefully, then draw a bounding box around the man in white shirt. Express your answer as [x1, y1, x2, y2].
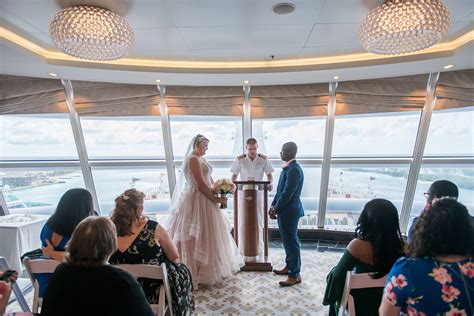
[230, 138, 274, 256]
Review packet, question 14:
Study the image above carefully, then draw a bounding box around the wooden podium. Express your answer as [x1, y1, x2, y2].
[233, 180, 273, 271]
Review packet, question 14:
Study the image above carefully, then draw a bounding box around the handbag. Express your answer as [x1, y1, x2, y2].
[21, 248, 46, 261]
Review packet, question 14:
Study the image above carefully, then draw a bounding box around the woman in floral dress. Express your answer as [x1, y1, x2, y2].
[109, 189, 194, 315]
[379, 198, 473, 315]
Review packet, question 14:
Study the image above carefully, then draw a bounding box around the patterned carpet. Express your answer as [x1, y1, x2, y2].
[193, 248, 342, 315]
[7, 246, 343, 315]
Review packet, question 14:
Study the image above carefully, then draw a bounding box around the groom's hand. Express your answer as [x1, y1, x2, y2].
[269, 207, 277, 219]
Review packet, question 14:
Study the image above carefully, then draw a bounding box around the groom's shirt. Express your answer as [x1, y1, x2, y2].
[272, 160, 304, 217]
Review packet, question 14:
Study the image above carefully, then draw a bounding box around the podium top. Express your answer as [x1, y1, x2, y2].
[233, 181, 270, 185]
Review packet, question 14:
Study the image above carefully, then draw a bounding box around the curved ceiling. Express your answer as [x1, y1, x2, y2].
[1, 0, 473, 85]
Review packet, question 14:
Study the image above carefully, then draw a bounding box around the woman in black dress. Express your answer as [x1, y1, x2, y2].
[109, 189, 194, 315]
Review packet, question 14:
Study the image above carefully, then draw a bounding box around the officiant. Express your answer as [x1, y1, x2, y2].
[230, 138, 274, 257]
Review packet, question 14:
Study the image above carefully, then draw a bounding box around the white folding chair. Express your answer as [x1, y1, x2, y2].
[115, 264, 173, 316]
[338, 271, 387, 316]
[22, 257, 60, 313]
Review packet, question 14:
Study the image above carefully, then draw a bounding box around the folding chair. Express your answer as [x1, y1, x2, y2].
[0, 256, 30, 312]
[115, 264, 173, 316]
[22, 257, 60, 313]
[338, 271, 387, 316]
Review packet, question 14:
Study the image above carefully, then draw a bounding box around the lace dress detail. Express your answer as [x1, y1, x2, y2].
[109, 220, 194, 316]
[167, 156, 244, 289]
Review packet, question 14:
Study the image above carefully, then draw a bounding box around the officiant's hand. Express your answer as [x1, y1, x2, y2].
[268, 183, 273, 191]
[269, 207, 277, 219]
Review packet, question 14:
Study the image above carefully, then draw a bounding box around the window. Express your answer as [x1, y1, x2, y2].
[1, 168, 85, 215]
[0, 115, 78, 160]
[424, 107, 474, 157]
[170, 116, 242, 159]
[252, 117, 325, 158]
[325, 165, 409, 231]
[81, 117, 164, 159]
[332, 112, 421, 157]
[412, 165, 474, 217]
[91, 167, 169, 215]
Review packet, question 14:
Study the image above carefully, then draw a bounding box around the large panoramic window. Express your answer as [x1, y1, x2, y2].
[325, 165, 409, 231]
[170, 116, 243, 159]
[1, 168, 85, 215]
[412, 165, 474, 217]
[332, 112, 421, 157]
[0, 115, 78, 160]
[252, 117, 325, 158]
[91, 167, 169, 215]
[424, 107, 474, 157]
[81, 117, 164, 159]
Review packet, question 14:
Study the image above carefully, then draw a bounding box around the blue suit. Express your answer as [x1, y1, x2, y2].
[272, 160, 304, 278]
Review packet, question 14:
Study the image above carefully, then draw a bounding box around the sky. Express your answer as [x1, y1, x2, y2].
[0, 107, 472, 160]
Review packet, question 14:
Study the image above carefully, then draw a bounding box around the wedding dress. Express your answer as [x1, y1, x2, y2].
[167, 139, 244, 289]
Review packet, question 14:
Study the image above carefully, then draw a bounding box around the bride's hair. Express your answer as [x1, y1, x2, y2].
[110, 188, 145, 236]
[193, 134, 209, 149]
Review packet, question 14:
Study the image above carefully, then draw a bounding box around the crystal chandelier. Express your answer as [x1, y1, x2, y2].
[359, 0, 451, 55]
[49, 5, 134, 61]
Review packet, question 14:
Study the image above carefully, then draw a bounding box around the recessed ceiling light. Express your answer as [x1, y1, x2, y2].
[443, 64, 454, 69]
[333, 76, 340, 80]
[272, 3, 295, 15]
[48, 72, 58, 77]
[155, 79, 161, 83]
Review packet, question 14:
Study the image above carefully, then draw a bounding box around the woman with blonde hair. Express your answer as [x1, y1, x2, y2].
[41, 216, 153, 316]
[109, 188, 194, 316]
[167, 134, 244, 289]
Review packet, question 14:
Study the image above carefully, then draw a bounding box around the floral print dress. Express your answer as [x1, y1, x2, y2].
[109, 220, 195, 316]
[384, 257, 473, 315]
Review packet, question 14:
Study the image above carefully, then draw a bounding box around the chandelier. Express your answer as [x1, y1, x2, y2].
[359, 0, 451, 55]
[49, 5, 134, 61]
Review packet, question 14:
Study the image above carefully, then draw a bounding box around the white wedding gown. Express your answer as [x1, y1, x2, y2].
[167, 156, 244, 289]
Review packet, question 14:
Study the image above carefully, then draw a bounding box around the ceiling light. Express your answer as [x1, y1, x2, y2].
[155, 79, 161, 83]
[359, 0, 451, 55]
[243, 80, 249, 85]
[443, 64, 454, 69]
[333, 76, 339, 80]
[48, 72, 58, 77]
[49, 5, 134, 61]
[272, 3, 295, 15]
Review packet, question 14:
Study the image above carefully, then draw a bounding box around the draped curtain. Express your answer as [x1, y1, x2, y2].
[1, 70, 472, 117]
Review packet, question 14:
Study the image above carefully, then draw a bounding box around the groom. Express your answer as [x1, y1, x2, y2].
[269, 142, 304, 286]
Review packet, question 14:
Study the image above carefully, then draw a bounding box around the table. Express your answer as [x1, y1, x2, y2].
[0, 214, 48, 272]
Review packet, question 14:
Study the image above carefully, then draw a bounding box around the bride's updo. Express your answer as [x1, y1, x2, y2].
[110, 188, 145, 237]
[193, 134, 209, 149]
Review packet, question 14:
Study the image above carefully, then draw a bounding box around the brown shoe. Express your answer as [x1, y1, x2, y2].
[273, 267, 288, 275]
[279, 276, 302, 287]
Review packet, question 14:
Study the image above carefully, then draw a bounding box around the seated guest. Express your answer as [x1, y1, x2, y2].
[0, 270, 18, 314]
[380, 198, 473, 315]
[323, 199, 405, 316]
[408, 180, 460, 242]
[109, 189, 194, 315]
[41, 216, 153, 316]
[37, 188, 96, 296]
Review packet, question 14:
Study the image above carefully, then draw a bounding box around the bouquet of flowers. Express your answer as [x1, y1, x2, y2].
[212, 178, 236, 209]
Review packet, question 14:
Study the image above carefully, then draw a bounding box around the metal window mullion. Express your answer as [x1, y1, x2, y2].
[243, 84, 251, 145]
[399, 72, 440, 233]
[157, 84, 176, 198]
[61, 79, 100, 214]
[0, 191, 9, 215]
[317, 81, 338, 228]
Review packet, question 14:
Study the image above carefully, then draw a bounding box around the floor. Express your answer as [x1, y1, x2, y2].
[7, 240, 345, 315]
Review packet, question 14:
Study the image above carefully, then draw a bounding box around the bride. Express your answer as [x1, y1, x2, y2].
[167, 134, 244, 289]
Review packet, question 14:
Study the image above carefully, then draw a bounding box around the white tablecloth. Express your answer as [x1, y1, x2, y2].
[0, 214, 48, 272]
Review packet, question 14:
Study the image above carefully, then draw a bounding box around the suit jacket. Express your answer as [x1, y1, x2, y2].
[272, 160, 304, 218]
